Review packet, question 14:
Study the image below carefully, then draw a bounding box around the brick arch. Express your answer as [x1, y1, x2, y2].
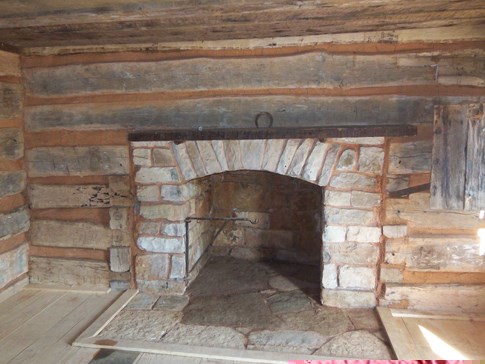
[171, 139, 338, 186]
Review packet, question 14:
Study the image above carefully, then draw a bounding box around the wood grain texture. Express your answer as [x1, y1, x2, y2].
[430, 105, 468, 210]
[24, 130, 128, 148]
[29, 257, 110, 289]
[30, 220, 113, 249]
[0, 50, 20, 77]
[28, 184, 110, 208]
[30, 208, 110, 226]
[29, 246, 108, 261]
[24, 96, 434, 132]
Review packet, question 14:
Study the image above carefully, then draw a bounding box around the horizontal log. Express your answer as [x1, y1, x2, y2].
[28, 175, 109, 185]
[22, 50, 485, 97]
[385, 236, 484, 272]
[384, 284, 485, 313]
[0, 50, 20, 77]
[0, 83, 22, 119]
[30, 208, 110, 226]
[0, 233, 27, 255]
[403, 271, 485, 285]
[30, 220, 113, 249]
[0, 128, 24, 161]
[130, 125, 417, 142]
[29, 245, 108, 261]
[388, 183, 430, 198]
[25, 96, 434, 132]
[29, 256, 109, 289]
[28, 184, 110, 208]
[24, 130, 129, 148]
[388, 140, 432, 174]
[26, 146, 129, 177]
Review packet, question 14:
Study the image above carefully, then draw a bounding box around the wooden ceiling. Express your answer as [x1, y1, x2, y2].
[0, 0, 484, 53]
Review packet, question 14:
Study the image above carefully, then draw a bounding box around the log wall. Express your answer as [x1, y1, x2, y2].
[18, 43, 485, 307]
[0, 50, 29, 300]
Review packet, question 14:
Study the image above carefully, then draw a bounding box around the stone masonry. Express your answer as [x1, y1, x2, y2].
[132, 137, 386, 308]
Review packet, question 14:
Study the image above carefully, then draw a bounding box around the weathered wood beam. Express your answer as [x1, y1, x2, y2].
[388, 183, 431, 198]
[129, 125, 417, 142]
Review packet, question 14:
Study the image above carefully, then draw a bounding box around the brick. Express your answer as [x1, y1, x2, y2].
[339, 266, 376, 290]
[325, 190, 351, 207]
[347, 226, 381, 243]
[137, 236, 185, 253]
[139, 203, 190, 221]
[322, 263, 338, 289]
[135, 167, 180, 184]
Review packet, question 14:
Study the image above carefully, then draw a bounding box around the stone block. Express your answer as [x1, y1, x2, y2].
[27, 146, 129, 177]
[0, 207, 29, 239]
[110, 280, 131, 290]
[136, 279, 186, 295]
[302, 142, 328, 181]
[322, 225, 346, 243]
[138, 221, 159, 235]
[111, 230, 132, 247]
[325, 190, 351, 207]
[185, 141, 207, 176]
[277, 139, 300, 175]
[318, 144, 339, 187]
[325, 207, 376, 225]
[135, 254, 169, 280]
[321, 289, 376, 308]
[0, 128, 23, 160]
[324, 242, 379, 265]
[135, 167, 180, 184]
[358, 147, 384, 173]
[161, 222, 186, 237]
[109, 247, 131, 273]
[170, 254, 186, 279]
[137, 236, 185, 253]
[152, 148, 175, 166]
[132, 148, 151, 166]
[0, 171, 26, 198]
[139, 203, 190, 221]
[288, 138, 313, 177]
[0, 243, 28, 289]
[223, 140, 243, 171]
[322, 263, 338, 289]
[172, 143, 197, 181]
[329, 173, 377, 190]
[197, 141, 222, 174]
[383, 225, 408, 238]
[240, 140, 265, 171]
[339, 266, 376, 290]
[137, 185, 160, 202]
[351, 191, 381, 208]
[211, 140, 229, 171]
[380, 265, 403, 283]
[109, 207, 128, 230]
[262, 139, 286, 172]
[347, 226, 381, 243]
[161, 184, 198, 202]
[336, 149, 356, 171]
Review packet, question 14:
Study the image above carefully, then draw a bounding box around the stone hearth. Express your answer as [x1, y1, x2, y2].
[132, 137, 384, 308]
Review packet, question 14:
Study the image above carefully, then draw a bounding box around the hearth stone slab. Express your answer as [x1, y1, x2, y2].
[125, 292, 159, 310]
[182, 292, 280, 329]
[277, 307, 355, 337]
[153, 295, 190, 311]
[162, 324, 245, 349]
[346, 309, 382, 332]
[266, 291, 313, 315]
[268, 275, 300, 291]
[247, 329, 327, 354]
[314, 330, 393, 359]
[99, 310, 181, 342]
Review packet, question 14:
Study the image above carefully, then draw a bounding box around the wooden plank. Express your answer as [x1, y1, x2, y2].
[30, 257, 110, 289]
[391, 308, 485, 321]
[0, 50, 20, 77]
[24, 96, 434, 132]
[30, 220, 112, 249]
[377, 307, 419, 359]
[109, 247, 131, 272]
[28, 184, 110, 208]
[388, 183, 430, 198]
[31, 208, 111, 226]
[383, 284, 485, 313]
[22, 50, 485, 97]
[30, 246, 108, 261]
[388, 140, 432, 174]
[130, 125, 417, 142]
[0, 275, 28, 303]
[26, 146, 129, 177]
[464, 103, 485, 210]
[403, 271, 485, 285]
[430, 105, 468, 209]
[24, 130, 128, 148]
[9, 291, 120, 364]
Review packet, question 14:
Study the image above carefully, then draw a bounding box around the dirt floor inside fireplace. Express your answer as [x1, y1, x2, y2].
[85, 256, 394, 360]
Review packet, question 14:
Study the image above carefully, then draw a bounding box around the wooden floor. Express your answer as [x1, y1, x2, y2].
[0, 288, 247, 364]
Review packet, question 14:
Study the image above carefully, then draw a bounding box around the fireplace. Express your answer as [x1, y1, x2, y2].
[131, 137, 384, 308]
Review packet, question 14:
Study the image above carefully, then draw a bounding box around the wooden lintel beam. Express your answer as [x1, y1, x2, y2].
[388, 183, 431, 198]
[129, 125, 417, 142]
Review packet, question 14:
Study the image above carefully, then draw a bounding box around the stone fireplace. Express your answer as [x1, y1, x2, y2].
[132, 137, 384, 308]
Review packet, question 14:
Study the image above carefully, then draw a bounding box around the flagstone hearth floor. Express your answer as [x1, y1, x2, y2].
[96, 256, 395, 360]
